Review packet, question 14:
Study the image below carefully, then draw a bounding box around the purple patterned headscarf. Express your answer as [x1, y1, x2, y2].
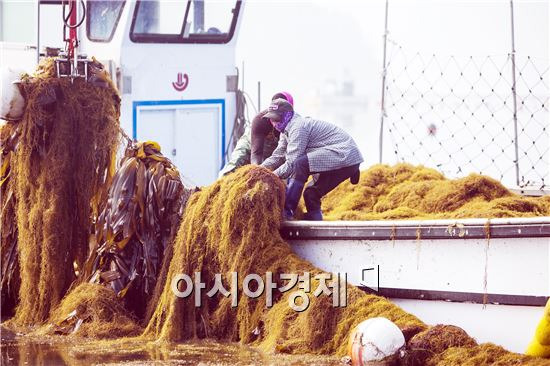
[273, 110, 294, 132]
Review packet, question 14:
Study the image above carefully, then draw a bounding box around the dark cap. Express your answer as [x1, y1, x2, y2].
[263, 98, 294, 120]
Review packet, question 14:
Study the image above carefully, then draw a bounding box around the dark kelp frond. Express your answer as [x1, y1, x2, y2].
[84, 141, 193, 322]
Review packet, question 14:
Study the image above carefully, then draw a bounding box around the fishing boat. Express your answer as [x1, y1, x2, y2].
[282, 216, 550, 353]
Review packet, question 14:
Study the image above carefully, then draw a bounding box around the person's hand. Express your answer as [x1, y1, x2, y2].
[218, 166, 236, 179]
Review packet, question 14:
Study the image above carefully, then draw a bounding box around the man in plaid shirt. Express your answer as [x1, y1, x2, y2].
[219, 92, 294, 177]
[261, 99, 363, 220]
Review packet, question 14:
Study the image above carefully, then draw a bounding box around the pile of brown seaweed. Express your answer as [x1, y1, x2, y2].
[143, 165, 426, 355]
[320, 163, 550, 220]
[141, 165, 547, 364]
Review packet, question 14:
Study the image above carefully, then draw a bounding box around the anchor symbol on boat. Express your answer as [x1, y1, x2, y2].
[172, 72, 189, 92]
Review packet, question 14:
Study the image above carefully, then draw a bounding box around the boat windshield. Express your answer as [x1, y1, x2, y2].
[130, 0, 241, 44]
[87, 0, 126, 42]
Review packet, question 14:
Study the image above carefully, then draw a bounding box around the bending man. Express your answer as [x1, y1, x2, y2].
[261, 98, 363, 220]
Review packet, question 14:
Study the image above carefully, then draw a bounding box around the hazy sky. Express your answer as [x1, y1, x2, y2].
[236, 0, 548, 105]
[235, 0, 549, 175]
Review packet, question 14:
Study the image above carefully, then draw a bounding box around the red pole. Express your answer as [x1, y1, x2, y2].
[68, 0, 77, 59]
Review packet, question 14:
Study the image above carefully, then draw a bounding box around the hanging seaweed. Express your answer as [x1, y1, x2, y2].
[10, 57, 119, 326]
[34, 141, 193, 338]
[0, 121, 21, 317]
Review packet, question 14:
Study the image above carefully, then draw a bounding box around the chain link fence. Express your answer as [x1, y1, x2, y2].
[380, 38, 549, 190]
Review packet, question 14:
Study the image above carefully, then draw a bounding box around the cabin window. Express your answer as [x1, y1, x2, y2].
[87, 0, 125, 42]
[130, 0, 241, 44]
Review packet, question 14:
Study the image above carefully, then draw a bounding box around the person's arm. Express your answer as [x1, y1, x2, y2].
[273, 123, 309, 179]
[218, 124, 251, 177]
[250, 111, 270, 165]
[261, 134, 287, 172]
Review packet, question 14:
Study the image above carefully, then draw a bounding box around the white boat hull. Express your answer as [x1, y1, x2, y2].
[283, 217, 550, 353]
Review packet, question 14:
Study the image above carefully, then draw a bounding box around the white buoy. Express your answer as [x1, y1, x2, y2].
[1, 67, 26, 121]
[348, 317, 405, 365]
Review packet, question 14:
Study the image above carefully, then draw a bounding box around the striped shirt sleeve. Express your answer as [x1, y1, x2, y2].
[261, 133, 287, 172]
[273, 122, 309, 179]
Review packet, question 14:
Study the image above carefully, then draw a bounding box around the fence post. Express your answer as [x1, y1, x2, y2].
[378, 0, 390, 163]
[509, 0, 521, 186]
[257, 81, 261, 111]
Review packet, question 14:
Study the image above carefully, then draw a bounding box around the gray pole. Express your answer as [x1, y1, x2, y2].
[510, 0, 520, 186]
[378, 0, 389, 163]
[257, 81, 261, 111]
[36, 0, 40, 64]
[0, 2, 3, 41]
[241, 60, 248, 93]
